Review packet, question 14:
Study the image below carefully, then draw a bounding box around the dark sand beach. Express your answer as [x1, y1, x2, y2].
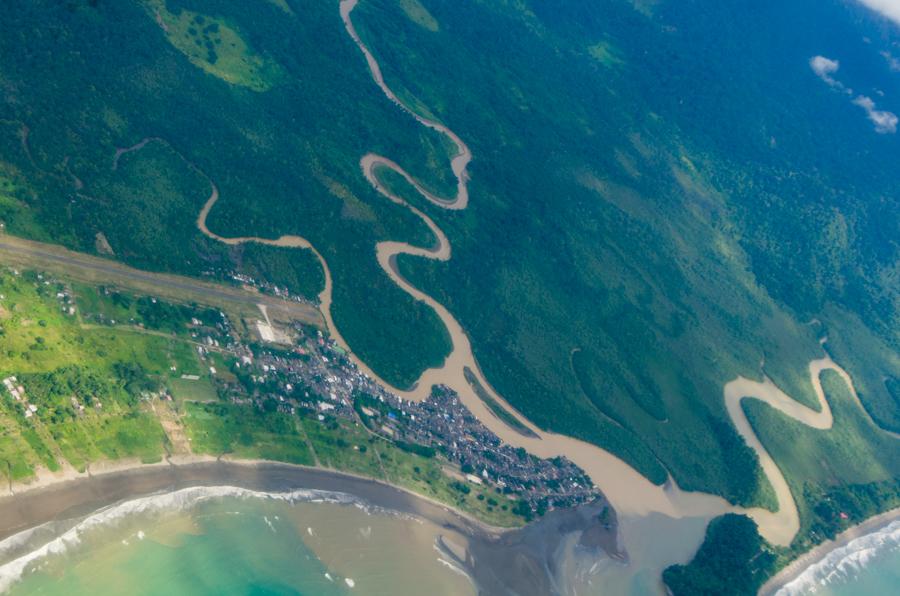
[0, 460, 620, 596]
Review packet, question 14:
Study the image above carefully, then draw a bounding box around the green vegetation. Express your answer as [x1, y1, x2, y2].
[183, 399, 526, 526]
[663, 514, 775, 596]
[301, 415, 524, 526]
[185, 401, 314, 464]
[231, 243, 325, 302]
[670, 371, 900, 590]
[0, 164, 48, 241]
[144, 0, 284, 91]
[0, 270, 189, 475]
[73, 282, 228, 339]
[398, 0, 440, 32]
[0, 266, 523, 528]
[264, 0, 293, 16]
[587, 40, 624, 68]
[168, 376, 217, 403]
[464, 366, 537, 439]
[0, 0, 454, 390]
[0, 0, 896, 515]
[745, 370, 900, 552]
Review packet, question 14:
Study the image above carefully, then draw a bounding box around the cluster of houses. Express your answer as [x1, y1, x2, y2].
[2, 376, 38, 419]
[217, 270, 311, 305]
[53, 286, 76, 316]
[221, 324, 601, 516]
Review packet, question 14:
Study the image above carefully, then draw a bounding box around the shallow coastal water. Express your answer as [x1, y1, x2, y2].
[775, 519, 900, 596]
[0, 488, 475, 596]
[815, 547, 900, 595]
[0, 474, 708, 596]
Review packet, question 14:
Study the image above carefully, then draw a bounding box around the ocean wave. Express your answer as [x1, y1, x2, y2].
[776, 519, 900, 595]
[0, 485, 372, 592]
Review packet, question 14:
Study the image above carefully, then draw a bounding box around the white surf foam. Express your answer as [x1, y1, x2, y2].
[0, 485, 366, 592]
[776, 519, 900, 595]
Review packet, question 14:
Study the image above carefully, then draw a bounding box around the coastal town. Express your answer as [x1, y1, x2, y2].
[208, 317, 601, 518]
[2, 267, 601, 519]
[239, 326, 600, 515]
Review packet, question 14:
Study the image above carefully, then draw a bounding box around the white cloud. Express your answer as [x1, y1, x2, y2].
[881, 50, 900, 71]
[856, 0, 900, 27]
[852, 95, 898, 132]
[809, 55, 897, 133]
[809, 56, 853, 95]
[810, 55, 842, 86]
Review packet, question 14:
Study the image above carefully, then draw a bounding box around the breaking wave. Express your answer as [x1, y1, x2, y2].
[0, 485, 372, 592]
[776, 519, 900, 595]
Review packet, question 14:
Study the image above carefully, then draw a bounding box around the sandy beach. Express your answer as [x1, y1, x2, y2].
[0, 458, 489, 543]
[758, 506, 900, 595]
[0, 458, 619, 596]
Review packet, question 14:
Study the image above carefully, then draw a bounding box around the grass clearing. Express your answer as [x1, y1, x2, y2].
[146, 0, 283, 91]
[588, 40, 624, 68]
[184, 401, 314, 465]
[398, 0, 439, 32]
[168, 376, 217, 404]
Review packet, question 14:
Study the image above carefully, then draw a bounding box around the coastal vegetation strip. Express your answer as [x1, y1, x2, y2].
[463, 367, 537, 439]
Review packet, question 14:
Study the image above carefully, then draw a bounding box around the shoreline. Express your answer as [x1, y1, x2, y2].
[0, 456, 505, 541]
[0, 457, 620, 596]
[758, 506, 900, 595]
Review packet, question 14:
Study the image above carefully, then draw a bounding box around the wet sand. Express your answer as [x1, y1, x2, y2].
[0, 460, 619, 596]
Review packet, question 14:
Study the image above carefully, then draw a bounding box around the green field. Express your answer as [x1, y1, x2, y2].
[181, 401, 527, 526]
[300, 416, 524, 526]
[184, 401, 315, 464]
[0, 271, 182, 474]
[144, 0, 284, 91]
[168, 376, 217, 403]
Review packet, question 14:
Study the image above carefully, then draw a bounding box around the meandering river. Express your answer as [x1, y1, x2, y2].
[190, 0, 899, 587]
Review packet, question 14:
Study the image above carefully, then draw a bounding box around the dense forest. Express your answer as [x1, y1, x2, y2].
[357, 0, 900, 503]
[0, 0, 897, 517]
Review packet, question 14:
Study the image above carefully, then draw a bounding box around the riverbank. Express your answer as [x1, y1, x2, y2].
[0, 458, 620, 596]
[759, 507, 900, 595]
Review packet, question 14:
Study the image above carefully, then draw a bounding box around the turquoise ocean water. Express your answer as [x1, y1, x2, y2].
[3, 484, 896, 596]
[776, 519, 900, 596]
[0, 487, 474, 596]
